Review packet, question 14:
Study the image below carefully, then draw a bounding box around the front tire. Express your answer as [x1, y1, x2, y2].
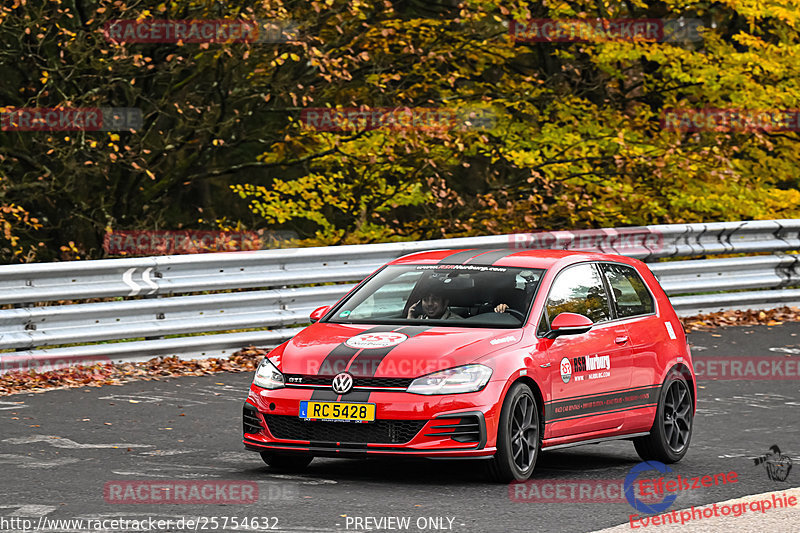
[487, 382, 541, 482]
[260, 452, 313, 472]
[634, 370, 693, 463]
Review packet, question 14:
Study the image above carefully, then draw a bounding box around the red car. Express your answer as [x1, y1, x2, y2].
[243, 249, 696, 481]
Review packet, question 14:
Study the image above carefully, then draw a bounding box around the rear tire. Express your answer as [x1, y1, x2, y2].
[260, 452, 313, 472]
[487, 382, 540, 482]
[634, 370, 693, 463]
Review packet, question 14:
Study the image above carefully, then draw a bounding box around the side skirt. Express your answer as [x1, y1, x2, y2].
[542, 431, 650, 452]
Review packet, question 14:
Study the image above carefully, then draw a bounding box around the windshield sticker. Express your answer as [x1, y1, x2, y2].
[415, 264, 507, 272]
[344, 332, 409, 350]
[339, 310, 351, 318]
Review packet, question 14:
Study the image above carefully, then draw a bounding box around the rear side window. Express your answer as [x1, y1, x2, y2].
[543, 263, 612, 326]
[601, 263, 655, 318]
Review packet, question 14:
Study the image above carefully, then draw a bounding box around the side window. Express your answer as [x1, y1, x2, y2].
[601, 263, 655, 318]
[544, 263, 612, 325]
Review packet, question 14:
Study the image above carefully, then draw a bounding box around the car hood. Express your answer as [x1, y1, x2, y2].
[274, 322, 523, 378]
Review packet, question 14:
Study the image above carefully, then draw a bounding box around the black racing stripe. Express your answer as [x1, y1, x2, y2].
[464, 249, 520, 264]
[310, 389, 339, 401]
[544, 403, 658, 424]
[316, 325, 396, 377]
[340, 391, 371, 402]
[438, 249, 483, 263]
[461, 249, 503, 264]
[346, 325, 431, 379]
[545, 385, 661, 421]
[544, 384, 658, 404]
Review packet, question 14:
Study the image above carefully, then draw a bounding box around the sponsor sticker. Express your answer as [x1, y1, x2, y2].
[560, 357, 572, 384]
[572, 354, 611, 382]
[665, 321, 677, 340]
[344, 332, 409, 350]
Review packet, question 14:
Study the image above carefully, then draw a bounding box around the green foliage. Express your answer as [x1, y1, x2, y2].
[1, 0, 800, 259]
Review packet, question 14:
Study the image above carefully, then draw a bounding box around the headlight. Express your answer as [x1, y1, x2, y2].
[253, 357, 285, 390]
[406, 364, 493, 395]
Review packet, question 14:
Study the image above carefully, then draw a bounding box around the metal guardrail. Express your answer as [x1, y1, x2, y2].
[1, 219, 799, 372]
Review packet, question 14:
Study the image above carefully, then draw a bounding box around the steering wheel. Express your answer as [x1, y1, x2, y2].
[503, 309, 526, 322]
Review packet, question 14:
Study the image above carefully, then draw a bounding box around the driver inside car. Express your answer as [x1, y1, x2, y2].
[408, 289, 510, 319]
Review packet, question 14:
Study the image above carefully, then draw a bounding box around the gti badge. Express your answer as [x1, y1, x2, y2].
[332, 372, 354, 394]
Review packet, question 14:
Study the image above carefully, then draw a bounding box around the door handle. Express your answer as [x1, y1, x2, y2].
[615, 336, 629, 345]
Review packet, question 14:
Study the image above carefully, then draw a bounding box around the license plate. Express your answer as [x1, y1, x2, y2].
[299, 401, 375, 422]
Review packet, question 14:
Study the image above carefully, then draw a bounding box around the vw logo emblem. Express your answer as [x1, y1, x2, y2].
[331, 372, 354, 394]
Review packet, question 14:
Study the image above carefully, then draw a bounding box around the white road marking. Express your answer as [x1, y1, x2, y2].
[2, 434, 152, 449]
[0, 504, 57, 517]
[111, 470, 215, 479]
[267, 473, 337, 485]
[97, 393, 208, 405]
[0, 453, 81, 469]
[0, 400, 27, 411]
[139, 449, 198, 456]
[769, 347, 800, 354]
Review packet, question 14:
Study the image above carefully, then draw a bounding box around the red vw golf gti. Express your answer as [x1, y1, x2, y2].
[243, 249, 696, 481]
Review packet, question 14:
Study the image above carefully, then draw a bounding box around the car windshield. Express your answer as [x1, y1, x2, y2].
[326, 264, 545, 328]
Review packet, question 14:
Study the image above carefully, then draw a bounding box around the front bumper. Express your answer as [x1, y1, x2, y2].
[242, 381, 505, 458]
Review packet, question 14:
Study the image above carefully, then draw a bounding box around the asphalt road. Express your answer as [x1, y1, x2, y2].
[0, 323, 798, 533]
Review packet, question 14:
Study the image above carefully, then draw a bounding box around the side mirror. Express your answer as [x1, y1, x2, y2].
[545, 312, 593, 339]
[309, 306, 331, 323]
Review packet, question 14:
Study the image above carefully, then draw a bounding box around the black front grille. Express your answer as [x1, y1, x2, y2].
[264, 415, 425, 444]
[284, 374, 413, 389]
[423, 415, 482, 443]
[359, 377, 413, 388]
[243, 404, 263, 435]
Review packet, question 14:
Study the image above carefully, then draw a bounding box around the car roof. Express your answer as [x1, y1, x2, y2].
[388, 248, 642, 270]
